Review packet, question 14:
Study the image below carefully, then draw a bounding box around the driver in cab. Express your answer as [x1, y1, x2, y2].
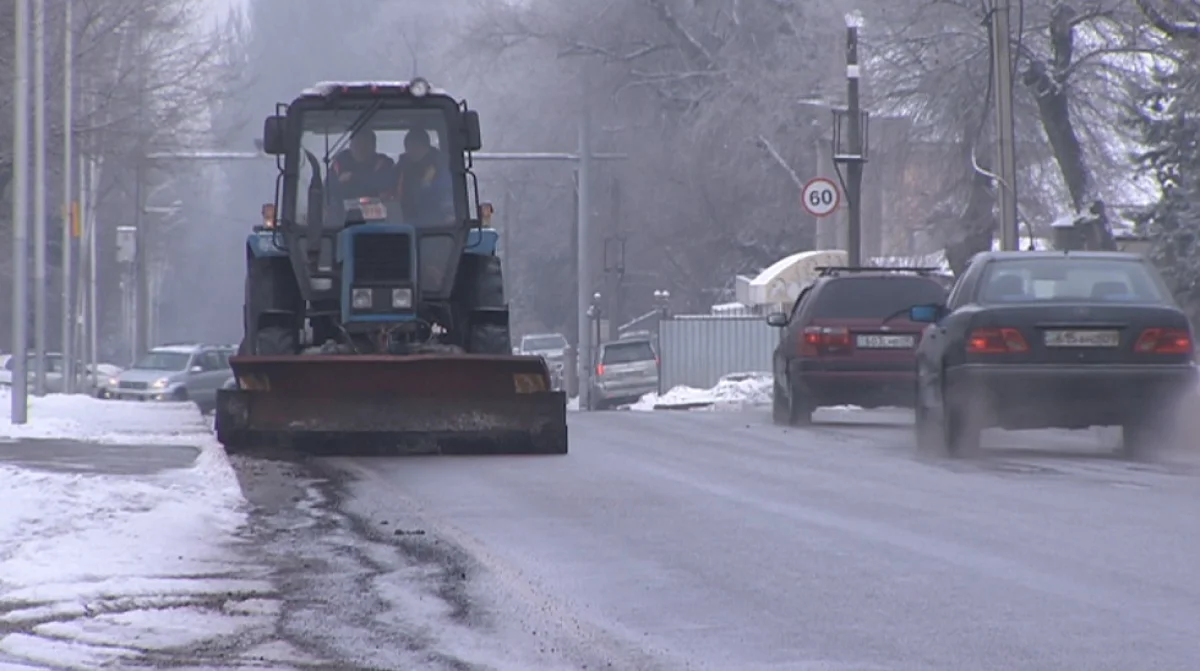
[330, 129, 395, 201]
[391, 128, 454, 225]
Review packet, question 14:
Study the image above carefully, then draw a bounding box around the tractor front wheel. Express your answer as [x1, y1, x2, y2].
[255, 325, 299, 356]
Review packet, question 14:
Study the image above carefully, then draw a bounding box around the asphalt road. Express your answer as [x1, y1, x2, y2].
[313, 407, 1200, 671]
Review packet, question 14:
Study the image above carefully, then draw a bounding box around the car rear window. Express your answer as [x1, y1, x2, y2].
[810, 276, 948, 319]
[978, 257, 1170, 304]
[602, 341, 656, 364]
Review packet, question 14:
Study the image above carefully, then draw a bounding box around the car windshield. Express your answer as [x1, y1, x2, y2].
[524, 335, 567, 351]
[295, 105, 460, 228]
[978, 258, 1170, 304]
[133, 352, 191, 371]
[602, 341, 656, 365]
[811, 277, 948, 318]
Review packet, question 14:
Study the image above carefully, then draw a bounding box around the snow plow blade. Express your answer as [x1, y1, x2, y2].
[215, 354, 568, 456]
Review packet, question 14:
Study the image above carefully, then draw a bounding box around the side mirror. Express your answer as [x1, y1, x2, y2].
[908, 304, 944, 323]
[462, 110, 482, 152]
[189, 365, 204, 374]
[765, 312, 788, 328]
[262, 115, 286, 156]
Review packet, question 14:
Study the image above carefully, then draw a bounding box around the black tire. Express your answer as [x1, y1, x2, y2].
[255, 325, 298, 356]
[771, 381, 789, 425]
[941, 402, 981, 457]
[788, 385, 814, 426]
[171, 387, 189, 401]
[1120, 413, 1175, 460]
[468, 322, 510, 355]
[913, 383, 943, 456]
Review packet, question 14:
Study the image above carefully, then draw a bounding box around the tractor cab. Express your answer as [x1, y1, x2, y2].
[253, 79, 500, 351]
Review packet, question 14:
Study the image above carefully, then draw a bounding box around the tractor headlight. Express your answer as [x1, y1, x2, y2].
[351, 288, 373, 309]
[391, 288, 413, 309]
[409, 78, 430, 97]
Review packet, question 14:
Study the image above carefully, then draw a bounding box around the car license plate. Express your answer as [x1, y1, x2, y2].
[855, 334, 915, 349]
[1043, 329, 1120, 347]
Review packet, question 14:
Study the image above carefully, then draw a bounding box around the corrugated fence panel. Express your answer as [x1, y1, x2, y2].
[660, 317, 780, 389]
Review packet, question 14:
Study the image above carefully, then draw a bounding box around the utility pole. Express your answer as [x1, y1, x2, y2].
[32, 0, 46, 396]
[133, 6, 149, 357]
[61, 0, 74, 393]
[576, 108, 594, 410]
[11, 0, 31, 423]
[844, 20, 864, 267]
[990, 0, 1019, 251]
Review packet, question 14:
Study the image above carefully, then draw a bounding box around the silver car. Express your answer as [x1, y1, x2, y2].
[588, 337, 660, 410]
[519, 333, 568, 390]
[110, 344, 231, 413]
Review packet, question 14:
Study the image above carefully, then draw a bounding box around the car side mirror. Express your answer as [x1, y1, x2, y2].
[262, 115, 286, 155]
[189, 365, 204, 374]
[908, 304, 944, 323]
[765, 312, 788, 328]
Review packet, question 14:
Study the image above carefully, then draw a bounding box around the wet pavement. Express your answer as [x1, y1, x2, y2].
[0, 439, 200, 476]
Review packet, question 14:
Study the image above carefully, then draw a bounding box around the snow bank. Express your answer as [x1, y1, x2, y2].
[0, 392, 258, 668]
[630, 372, 774, 411]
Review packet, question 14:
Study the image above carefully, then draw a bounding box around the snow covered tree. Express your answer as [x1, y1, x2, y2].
[1130, 72, 1200, 314]
[1128, 2, 1200, 318]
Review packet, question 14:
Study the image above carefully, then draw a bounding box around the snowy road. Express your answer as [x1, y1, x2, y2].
[304, 407, 1200, 671]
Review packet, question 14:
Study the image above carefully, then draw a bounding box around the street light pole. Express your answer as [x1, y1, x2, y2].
[32, 0, 47, 396]
[61, 0, 74, 393]
[990, 0, 1020, 251]
[11, 0, 31, 423]
[133, 6, 148, 358]
[844, 18, 864, 267]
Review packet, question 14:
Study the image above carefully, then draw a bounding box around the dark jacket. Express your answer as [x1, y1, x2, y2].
[393, 150, 453, 224]
[330, 149, 396, 201]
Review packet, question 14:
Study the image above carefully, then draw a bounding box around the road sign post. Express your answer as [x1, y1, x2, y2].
[801, 177, 840, 218]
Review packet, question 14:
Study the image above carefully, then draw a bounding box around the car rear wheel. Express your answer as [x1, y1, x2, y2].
[941, 401, 981, 457]
[1121, 412, 1176, 460]
[779, 380, 813, 427]
[913, 386, 942, 456]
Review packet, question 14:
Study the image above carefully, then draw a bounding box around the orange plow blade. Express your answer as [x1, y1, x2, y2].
[214, 354, 568, 456]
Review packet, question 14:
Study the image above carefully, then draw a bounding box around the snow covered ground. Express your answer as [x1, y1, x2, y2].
[0, 392, 269, 670]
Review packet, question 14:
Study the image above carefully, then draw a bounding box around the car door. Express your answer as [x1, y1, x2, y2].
[190, 350, 223, 406]
[920, 266, 979, 412]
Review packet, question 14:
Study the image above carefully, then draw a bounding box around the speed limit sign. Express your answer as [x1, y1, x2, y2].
[801, 177, 840, 217]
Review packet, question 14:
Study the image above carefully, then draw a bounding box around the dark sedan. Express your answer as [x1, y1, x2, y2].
[908, 250, 1197, 458]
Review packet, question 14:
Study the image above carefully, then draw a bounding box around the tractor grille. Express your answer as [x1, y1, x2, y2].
[352, 233, 413, 283]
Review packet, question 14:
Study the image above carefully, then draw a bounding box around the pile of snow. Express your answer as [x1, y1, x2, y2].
[630, 372, 774, 411]
[0, 392, 263, 668]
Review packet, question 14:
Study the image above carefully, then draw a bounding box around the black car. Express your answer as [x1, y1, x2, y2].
[767, 267, 949, 425]
[908, 250, 1197, 457]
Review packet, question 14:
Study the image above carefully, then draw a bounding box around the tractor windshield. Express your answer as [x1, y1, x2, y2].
[293, 105, 463, 229]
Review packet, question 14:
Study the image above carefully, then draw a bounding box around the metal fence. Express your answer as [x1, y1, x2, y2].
[658, 316, 780, 390]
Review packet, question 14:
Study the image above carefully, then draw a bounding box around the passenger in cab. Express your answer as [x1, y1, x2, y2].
[330, 129, 395, 201]
[392, 128, 454, 225]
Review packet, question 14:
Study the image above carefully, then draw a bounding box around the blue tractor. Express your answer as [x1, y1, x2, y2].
[214, 79, 568, 456]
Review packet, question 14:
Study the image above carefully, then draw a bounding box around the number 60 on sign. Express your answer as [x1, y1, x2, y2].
[801, 177, 840, 218]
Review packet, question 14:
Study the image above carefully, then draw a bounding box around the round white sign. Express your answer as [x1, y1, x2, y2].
[801, 178, 840, 217]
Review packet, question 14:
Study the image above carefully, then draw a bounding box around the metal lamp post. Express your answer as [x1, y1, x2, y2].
[832, 15, 870, 267]
[583, 291, 603, 411]
[652, 289, 670, 395]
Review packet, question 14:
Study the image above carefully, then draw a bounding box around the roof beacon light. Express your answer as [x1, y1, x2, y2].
[410, 78, 431, 98]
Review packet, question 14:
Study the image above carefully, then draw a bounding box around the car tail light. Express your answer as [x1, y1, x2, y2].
[596, 364, 605, 376]
[966, 328, 1028, 354]
[1134, 328, 1192, 354]
[799, 326, 851, 356]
